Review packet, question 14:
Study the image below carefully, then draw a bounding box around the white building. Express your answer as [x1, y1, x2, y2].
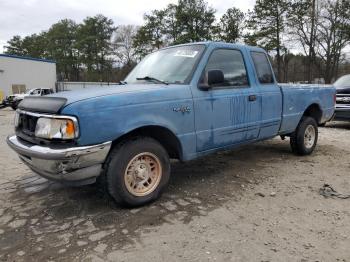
[0, 54, 56, 100]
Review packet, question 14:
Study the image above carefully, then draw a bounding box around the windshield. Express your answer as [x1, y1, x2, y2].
[334, 74, 350, 89]
[125, 45, 205, 85]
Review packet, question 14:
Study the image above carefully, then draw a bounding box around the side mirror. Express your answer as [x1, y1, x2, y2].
[198, 69, 225, 91]
[208, 69, 224, 86]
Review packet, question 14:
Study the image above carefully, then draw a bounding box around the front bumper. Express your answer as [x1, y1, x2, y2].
[6, 135, 112, 185]
[1, 98, 10, 106]
[334, 106, 350, 120]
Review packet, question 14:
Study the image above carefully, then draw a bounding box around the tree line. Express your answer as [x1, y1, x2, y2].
[4, 0, 350, 83]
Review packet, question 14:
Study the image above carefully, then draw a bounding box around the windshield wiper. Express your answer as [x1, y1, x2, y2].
[136, 76, 169, 85]
[118, 81, 127, 85]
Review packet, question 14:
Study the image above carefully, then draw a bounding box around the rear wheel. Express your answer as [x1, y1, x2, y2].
[290, 116, 318, 155]
[102, 137, 170, 207]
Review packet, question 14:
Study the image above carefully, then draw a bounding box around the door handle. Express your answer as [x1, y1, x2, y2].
[248, 95, 257, 102]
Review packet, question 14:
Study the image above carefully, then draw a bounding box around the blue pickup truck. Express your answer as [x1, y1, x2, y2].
[7, 42, 335, 206]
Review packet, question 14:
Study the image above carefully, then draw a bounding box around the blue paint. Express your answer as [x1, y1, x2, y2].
[58, 42, 335, 161]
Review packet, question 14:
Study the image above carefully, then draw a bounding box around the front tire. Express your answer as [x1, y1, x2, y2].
[290, 116, 318, 155]
[103, 137, 170, 207]
[11, 100, 20, 110]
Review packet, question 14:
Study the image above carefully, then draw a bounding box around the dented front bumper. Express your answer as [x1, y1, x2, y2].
[6, 135, 111, 185]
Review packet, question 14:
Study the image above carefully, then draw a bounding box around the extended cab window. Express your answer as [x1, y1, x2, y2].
[201, 49, 248, 88]
[251, 52, 274, 84]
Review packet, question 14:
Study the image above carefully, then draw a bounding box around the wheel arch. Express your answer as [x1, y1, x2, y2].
[111, 125, 183, 160]
[303, 103, 322, 124]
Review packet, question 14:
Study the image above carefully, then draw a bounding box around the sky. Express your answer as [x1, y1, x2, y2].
[0, 0, 256, 53]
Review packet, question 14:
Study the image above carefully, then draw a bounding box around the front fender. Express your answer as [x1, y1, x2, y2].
[60, 86, 196, 160]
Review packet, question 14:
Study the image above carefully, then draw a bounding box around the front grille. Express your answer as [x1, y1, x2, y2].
[336, 94, 350, 105]
[16, 112, 39, 137]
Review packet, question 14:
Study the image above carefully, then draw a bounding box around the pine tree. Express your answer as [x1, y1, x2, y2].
[246, 0, 290, 82]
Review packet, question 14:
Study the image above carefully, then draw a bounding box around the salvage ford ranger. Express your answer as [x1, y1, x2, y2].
[7, 42, 336, 207]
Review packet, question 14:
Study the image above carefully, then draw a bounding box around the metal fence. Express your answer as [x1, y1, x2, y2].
[56, 81, 120, 92]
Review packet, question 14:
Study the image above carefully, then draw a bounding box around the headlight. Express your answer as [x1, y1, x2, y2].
[35, 117, 79, 140]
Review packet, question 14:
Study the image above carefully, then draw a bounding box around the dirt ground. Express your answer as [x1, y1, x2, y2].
[0, 107, 350, 262]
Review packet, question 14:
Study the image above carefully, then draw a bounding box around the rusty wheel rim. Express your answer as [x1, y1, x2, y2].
[124, 152, 162, 197]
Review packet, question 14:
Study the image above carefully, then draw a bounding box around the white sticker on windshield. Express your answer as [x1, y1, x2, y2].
[174, 50, 198, 58]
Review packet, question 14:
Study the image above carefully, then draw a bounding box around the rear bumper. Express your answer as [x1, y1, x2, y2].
[6, 135, 112, 185]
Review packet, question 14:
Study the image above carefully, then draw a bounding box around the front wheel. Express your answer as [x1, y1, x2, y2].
[103, 137, 170, 207]
[11, 100, 20, 110]
[290, 116, 318, 155]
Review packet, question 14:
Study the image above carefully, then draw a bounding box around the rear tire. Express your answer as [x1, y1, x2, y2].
[102, 137, 170, 207]
[290, 116, 318, 155]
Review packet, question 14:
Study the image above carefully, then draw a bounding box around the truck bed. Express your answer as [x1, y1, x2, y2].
[278, 84, 335, 135]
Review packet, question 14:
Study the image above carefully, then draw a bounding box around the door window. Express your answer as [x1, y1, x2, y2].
[31, 89, 41, 95]
[201, 49, 249, 89]
[251, 52, 274, 84]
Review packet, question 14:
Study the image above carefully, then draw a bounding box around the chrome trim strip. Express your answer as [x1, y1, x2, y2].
[335, 107, 350, 110]
[16, 109, 80, 138]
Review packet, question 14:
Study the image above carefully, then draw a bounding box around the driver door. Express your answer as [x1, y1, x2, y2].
[193, 48, 261, 152]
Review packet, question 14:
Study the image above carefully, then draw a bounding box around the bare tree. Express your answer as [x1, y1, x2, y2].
[288, 0, 319, 82]
[113, 25, 138, 66]
[316, 0, 350, 83]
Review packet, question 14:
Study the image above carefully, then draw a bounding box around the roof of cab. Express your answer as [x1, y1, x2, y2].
[168, 41, 266, 53]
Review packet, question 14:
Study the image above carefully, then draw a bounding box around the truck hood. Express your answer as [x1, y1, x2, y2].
[12, 93, 27, 99]
[18, 84, 169, 113]
[336, 86, 350, 94]
[52, 84, 163, 104]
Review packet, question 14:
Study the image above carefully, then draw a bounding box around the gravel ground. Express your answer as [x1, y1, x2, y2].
[0, 107, 350, 262]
